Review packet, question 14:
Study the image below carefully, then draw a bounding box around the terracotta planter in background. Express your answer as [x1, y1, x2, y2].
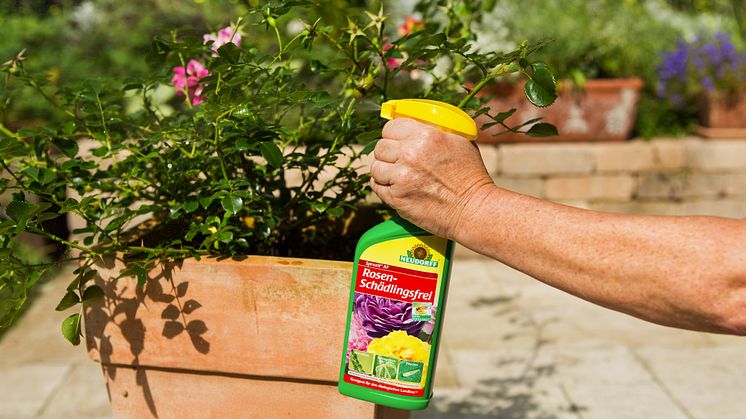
[477, 78, 644, 143]
[696, 92, 746, 139]
[84, 255, 409, 419]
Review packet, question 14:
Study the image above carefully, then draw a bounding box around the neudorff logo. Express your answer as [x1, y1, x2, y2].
[400, 244, 439, 267]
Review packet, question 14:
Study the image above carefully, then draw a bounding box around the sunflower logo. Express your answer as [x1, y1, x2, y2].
[409, 244, 432, 261]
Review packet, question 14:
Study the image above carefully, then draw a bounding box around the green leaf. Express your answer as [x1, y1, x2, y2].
[0, 137, 27, 158]
[235, 138, 251, 152]
[217, 42, 241, 64]
[183, 201, 199, 213]
[358, 130, 380, 143]
[82, 286, 104, 304]
[56, 291, 80, 311]
[85, 79, 102, 95]
[327, 207, 344, 217]
[21, 167, 39, 183]
[221, 195, 243, 214]
[260, 141, 283, 168]
[53, 138, 79, 158]
[216, 230, 234, 243]
[490, 109, 517, 124]
[524, 62, 557, 108]
[361, 139, 380, 156]
[6, 200, 29, 232]
[6, 200, 29, 222]
[199, 196, 214, 209]
[61, 313, 82, 345]
[525, 123, 559, 137]
[38, 168, 56, 185]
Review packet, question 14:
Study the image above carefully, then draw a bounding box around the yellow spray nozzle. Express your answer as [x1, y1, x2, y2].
[380, 99, 477, 140]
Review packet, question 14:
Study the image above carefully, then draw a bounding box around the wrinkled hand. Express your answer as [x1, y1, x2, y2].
[370, 118, 495, 239]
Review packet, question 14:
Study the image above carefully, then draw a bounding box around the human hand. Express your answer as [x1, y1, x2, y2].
[370, 118, 495, 239]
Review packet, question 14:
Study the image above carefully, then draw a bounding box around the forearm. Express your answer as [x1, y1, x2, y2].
[455, 185, 746, 335]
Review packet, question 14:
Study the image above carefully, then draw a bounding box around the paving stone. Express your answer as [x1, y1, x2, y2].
[634, 345, 746, 419]
[37, 362, 112, 419]
[0, 363, 71, 419]
[551, 345, 690, 419]
[682, 200, 746, 218]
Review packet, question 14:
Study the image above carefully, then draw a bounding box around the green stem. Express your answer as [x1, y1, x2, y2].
[0, 123, 19, 138]
[29, 227, 97, 256]
[457, 64, 508, 109]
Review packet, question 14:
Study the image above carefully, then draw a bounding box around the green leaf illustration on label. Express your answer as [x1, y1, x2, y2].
[373, 355, 398, 380]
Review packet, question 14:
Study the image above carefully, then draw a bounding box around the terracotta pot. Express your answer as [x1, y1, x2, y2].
[696, 92, 746, 139]
[84, 255, 410, 419]
[476, 78, 644, 143]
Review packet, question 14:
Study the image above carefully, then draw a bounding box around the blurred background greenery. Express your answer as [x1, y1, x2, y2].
[1, 0, 743, 137]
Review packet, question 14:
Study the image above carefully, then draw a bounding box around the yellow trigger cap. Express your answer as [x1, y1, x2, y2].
[380, 98, 477, 140]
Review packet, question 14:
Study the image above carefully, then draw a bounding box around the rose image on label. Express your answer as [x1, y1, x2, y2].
[354, 293, 425, 339]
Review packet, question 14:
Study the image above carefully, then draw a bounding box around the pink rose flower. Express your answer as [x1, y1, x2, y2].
[171, 59, 209, 105]
[203, 26, 242, 55]
[383, 43, 406, 70]
[348, 313, 372, 353]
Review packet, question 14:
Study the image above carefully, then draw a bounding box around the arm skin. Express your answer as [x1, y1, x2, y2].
[370, 118, 746, 335]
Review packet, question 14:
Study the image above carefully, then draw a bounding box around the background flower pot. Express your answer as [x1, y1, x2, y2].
[477, 78, 644, 143]
[84, 255, 409, 419]
[696, 92, 746, 139]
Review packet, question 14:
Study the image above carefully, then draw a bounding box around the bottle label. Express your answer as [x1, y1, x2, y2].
[343, 235, 448, 397]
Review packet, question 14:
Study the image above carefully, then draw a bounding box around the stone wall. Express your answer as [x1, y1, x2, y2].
[479, 138, 746, 218]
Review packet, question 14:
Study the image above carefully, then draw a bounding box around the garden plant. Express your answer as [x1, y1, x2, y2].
[0, 0, 557, 345]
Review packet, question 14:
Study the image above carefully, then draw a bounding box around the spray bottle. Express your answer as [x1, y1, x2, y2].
[338, 99, 477, 410]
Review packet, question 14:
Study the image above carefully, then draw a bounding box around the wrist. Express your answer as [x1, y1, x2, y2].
[447, 181, 502, 244]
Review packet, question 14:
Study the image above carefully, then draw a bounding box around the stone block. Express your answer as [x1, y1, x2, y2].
[596, 141, 655, 172]
[651, 139, 686, 170]
[686, 139, 746, 171]
[492, 177, 544, 197]
[545, 175, 635, 200]
[680, 174, 730, 199]
[725, 173, 746, 197]
[478, 144, 501, 175]
[636, 173, 686, 200]
[500, 143, 595, 175]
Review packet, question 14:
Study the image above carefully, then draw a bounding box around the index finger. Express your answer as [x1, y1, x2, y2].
[382, 118, 434, 142]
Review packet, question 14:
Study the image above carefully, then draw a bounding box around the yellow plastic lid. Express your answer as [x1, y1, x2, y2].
[380, 99, 477, 140]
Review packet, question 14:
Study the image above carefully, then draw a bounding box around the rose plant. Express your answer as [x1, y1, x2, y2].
[0, 0, 556, 344]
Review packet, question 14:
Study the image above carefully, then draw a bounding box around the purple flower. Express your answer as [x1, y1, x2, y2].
[354, 293, 425, 338]
[702, 76, 715, 92]
[657, 32, 746, 108]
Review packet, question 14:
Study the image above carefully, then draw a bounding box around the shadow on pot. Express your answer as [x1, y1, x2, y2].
[85, 256, 210, 417]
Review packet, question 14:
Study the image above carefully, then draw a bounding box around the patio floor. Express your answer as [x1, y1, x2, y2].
[1, 249, 744, 418]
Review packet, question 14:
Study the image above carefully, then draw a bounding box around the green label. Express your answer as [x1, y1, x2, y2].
[397, 360, 424, 383]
